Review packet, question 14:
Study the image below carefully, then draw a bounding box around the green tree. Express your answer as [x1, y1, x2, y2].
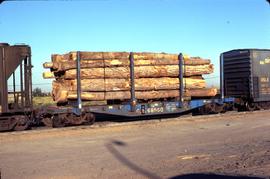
[33, 87, 43, 97]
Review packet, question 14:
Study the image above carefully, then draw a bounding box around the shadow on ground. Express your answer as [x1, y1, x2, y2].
[106, 140, 265, 179]
[106, 140, 162, 179]
[95, 110, 192, 123]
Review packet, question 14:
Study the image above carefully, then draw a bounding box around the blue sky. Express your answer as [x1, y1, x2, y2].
[0, 0, 269, 91]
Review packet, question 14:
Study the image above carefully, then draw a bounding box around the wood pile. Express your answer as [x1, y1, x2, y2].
[43, 52, 217, 104]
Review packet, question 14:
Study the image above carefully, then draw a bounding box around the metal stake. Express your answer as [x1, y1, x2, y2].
[76, 51, 82, 115]
[220, 53, 224, 100]
[129, 52, 136, 112]
[178, 53, 184, 108]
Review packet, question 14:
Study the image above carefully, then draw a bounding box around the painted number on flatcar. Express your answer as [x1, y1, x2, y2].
[147, 107, 164, 113]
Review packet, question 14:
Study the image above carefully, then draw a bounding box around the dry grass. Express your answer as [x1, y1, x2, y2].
[33, 96, 56, 107]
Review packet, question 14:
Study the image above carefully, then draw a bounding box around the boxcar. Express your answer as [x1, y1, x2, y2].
[221, 49, 270, 109]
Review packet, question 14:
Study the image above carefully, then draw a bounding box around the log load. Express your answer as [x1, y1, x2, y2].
[43, 51, 217, 104]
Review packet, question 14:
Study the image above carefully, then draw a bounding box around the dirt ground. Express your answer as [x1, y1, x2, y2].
[0, 111, 270, 179]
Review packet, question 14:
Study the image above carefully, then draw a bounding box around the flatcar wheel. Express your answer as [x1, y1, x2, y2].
[14, 116, 29, 131]
[245, 102, 256, 111]
[215, 104, 225, 113]
[52, 114, 66, 128]
[42, 117, 53, 127]
[232, 104, 239, 111]
[260, 102, 270, 110]
[85, 113, 95, 125]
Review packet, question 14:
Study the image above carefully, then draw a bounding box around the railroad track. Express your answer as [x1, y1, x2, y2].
[1, 110, 269, 136]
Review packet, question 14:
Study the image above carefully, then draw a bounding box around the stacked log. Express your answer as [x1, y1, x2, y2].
[43, 52, 216, 104]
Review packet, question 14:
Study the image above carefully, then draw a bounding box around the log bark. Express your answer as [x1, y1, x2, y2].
[53, 88, 217, 103]
[49, 52, 210, 71]
[53, 52, 208, 62]
[53, 77, 206, 92]
[52, 57, 211, 72]
[52, 52, 130, 63]
[44, 64, 213, 79]
[61, 64, 213, 79]
[52, 52, 179, 63]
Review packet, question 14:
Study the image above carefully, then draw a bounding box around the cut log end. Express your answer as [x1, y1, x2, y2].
[43, 71, 55, 79]
[43, 62, 53, 68]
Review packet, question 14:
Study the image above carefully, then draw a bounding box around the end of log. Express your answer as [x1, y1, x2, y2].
[183, 54, 190, 60]
[43, 62, 53, 68]
[43, 71, 55, 79]
[186, 88, 217, 97]
[55, 90, 69, 103]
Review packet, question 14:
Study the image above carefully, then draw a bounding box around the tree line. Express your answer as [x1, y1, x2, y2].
[32, 87, 51, 97]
